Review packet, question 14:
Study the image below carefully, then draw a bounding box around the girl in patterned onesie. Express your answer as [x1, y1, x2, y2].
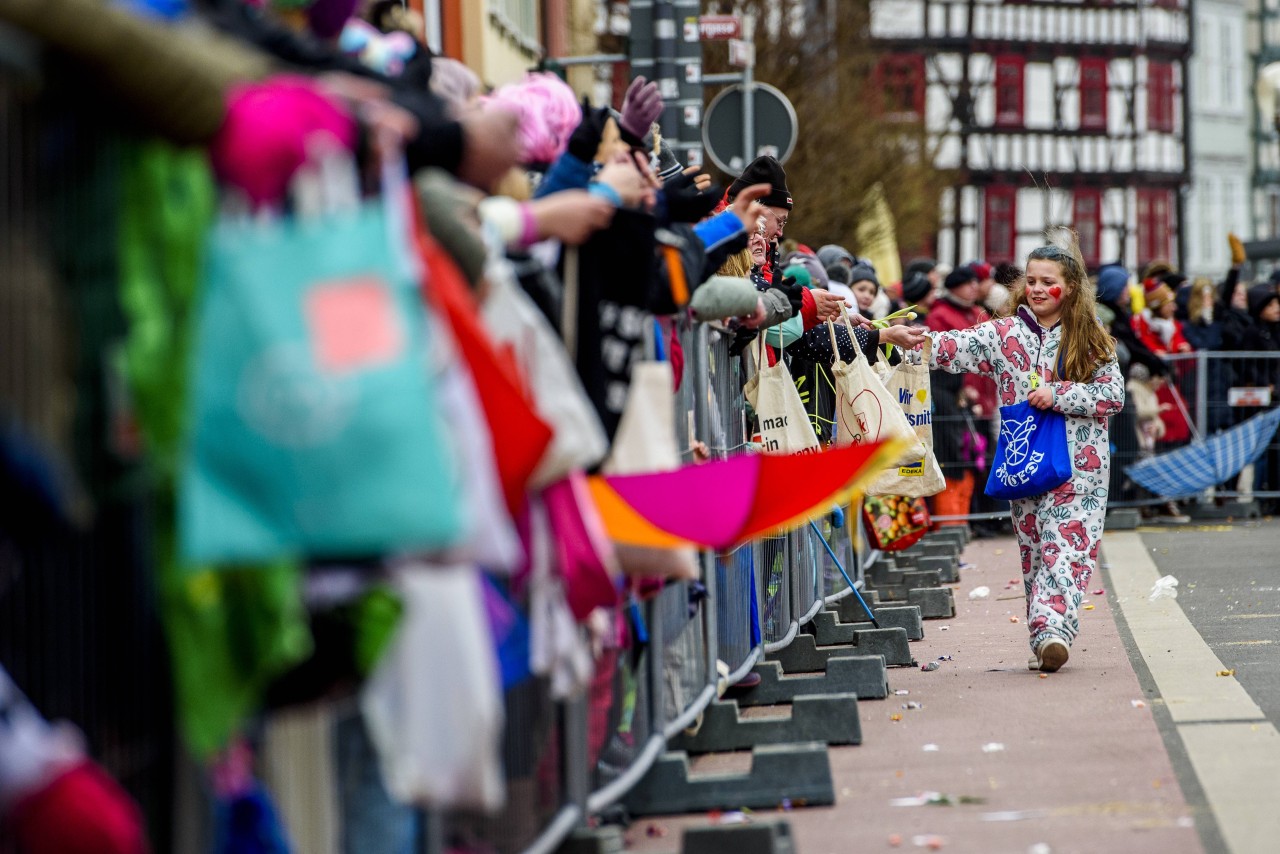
[926, 243, 1124, 672]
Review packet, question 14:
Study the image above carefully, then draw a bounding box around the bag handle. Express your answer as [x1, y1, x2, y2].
[838, 303, 868, 366]
[562, 246, 579, 361]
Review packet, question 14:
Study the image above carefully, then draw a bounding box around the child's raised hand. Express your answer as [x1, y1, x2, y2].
[1028, 386, 1055, 410]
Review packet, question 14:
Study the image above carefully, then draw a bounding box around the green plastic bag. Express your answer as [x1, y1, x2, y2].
[178, 200, 462, 564]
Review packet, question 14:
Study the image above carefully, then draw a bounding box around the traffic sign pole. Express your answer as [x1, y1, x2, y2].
[742, 14, 755, 173]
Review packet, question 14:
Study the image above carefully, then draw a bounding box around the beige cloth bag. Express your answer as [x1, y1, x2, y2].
[828, 308, 925, 466]
[866, 339, 946, 497]
[743, 334, 820, 454]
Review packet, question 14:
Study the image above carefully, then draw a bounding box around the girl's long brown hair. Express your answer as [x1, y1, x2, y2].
[1008, 233, 1117, 383]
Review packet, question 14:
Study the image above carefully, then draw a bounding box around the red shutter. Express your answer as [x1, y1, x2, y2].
[1148, 62, 1174, 133]
[994, 55, 1025, 128]
[1073, 189, 1103, 268]
[1137, 188, 1174, 265]
[1079, 58, 1108, 131]
[984, 186, 1017, 263]
[875, 55, 925, 117]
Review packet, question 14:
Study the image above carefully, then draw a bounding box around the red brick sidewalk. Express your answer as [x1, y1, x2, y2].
[623, 534, 1203, 854]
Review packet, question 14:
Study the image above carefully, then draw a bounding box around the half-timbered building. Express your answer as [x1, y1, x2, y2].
[869, 0, 1193, 270]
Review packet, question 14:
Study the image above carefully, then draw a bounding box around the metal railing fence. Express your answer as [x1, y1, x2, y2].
[0, 55, 880, 854]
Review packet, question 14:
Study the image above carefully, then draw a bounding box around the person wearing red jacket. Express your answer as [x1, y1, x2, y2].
[1132, 278, 1193, 357]
[926, 266, 990, 528]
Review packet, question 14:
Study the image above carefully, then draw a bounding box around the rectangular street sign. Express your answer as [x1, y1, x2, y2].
[698, 15, 741, 40]
[728, 38, 755, 68]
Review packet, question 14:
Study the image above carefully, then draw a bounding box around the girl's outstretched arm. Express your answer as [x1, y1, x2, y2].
[926, 323, 999, 376]
[1049, 357, 1125, 417]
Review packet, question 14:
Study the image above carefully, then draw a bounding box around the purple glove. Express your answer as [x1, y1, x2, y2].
[618, 76, 664, 147]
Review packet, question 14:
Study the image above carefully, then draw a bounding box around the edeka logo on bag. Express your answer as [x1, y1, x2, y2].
[897, 460, 925, 477]
[992, 415, 1042, 489]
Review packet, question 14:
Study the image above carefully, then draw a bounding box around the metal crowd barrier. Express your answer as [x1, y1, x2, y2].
[0, 52, 880, 852]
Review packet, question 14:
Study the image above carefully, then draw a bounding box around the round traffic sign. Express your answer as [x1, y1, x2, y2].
[701, 82, 798, 176]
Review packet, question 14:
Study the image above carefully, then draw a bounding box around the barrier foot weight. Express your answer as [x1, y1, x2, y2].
[682, 822, 796, 854]
[1105, 508, 1140, 530]
[555, 826, 624, 854]
[925, 526, 968, 549]
[908, 586, 956, 619]
[815, 604, 924, 642]
[622, 743, 834, 815]
[734, 657, 889, 705]
[768, 630, 912, 670]
[668, 693, 862, 753]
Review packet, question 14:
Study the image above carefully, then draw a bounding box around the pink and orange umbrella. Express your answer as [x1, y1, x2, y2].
[587, 441, 900, 551]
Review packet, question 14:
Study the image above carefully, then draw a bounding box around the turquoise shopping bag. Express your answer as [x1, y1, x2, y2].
[178, 201, 462, 564]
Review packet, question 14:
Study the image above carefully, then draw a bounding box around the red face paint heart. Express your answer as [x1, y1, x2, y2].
[1048, 286, 1062, 299]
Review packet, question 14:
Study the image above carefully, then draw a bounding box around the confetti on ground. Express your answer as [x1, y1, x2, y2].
[922, 744, 940, 752]
[1083, 605, 1095, 611]
[981, 742, 1006, 753]
[1009, 616, 1020, 623]
[1217, 669, 1236, 677]
[895, 689, 911, 695]
[1092, 588, 1105, 595]
[891, 714, 903, 722]
[902, 701, 923, 710]
[921, 661, 940, 672]
[1039, 673, 1048, 679]
[1131, 699, 1147, 708]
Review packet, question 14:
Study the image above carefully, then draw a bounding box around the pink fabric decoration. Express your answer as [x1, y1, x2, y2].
[483, 72, 581, 166]
[209, 76, 357, 208]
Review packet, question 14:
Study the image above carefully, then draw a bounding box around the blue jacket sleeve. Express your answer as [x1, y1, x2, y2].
[534, 152, 595, 198]
[692, 211, 745, 255]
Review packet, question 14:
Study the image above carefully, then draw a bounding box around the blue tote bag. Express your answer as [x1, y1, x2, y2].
[985, 400, 1073, 500]
[177, 199, 462, 564]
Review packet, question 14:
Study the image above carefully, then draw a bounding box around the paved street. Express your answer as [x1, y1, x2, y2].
[1138, 520, 1280, 729]
[623, 525, 1280, 854]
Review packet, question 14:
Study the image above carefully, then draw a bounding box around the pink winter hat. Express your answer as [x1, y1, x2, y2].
[210, 75, 357, 208]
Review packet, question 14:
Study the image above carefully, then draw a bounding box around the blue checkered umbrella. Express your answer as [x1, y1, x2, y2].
[1125, 407, 1280, 498]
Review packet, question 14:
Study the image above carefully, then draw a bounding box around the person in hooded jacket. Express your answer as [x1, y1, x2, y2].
[1241, 284, 1280, 387]
[1237, 284, 1280, 505]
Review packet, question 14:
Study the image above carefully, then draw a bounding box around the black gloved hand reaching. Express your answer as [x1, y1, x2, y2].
[568, 100, 612, 163]
[728, 325, 759, 357]
[663, 170, 720, 223]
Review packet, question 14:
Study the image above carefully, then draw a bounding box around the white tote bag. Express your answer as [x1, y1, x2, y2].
[361, 561, 505, 811]
[481, 258, 609, 489]
[743, 335, 820, 454]
[828, 310, 925, 466]
[866, 339, 947, 497]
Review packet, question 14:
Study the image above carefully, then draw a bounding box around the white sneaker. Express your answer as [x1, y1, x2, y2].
[1027, 654, 1040, 671]
[1038, 639, 1069, 672]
